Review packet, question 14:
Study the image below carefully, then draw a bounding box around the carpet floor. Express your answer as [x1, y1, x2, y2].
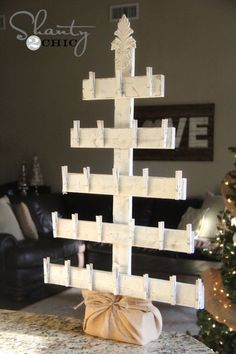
[21, 287, 200, 336]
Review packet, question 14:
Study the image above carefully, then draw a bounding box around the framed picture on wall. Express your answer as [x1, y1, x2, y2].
[133, 103, 214, 161]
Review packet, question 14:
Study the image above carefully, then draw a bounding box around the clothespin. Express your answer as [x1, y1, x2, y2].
[169, 275, 176, 305]
[132, 119, 138, 147]
[83, 167, 90, 192]
[73, 120, 80, 145]
[182, 178, 187, 200]
[97, 120, 105, 147]
[62, 166, 68, 194]
[116, 69, 123, 97]
[43, 257, 50, 284]
[89, 71, 96, 98]
[86, 263, 93, 291]
[112, 167, 120, 195]
[96, 215, 103, 242]
[129, 218, 135, 246]
[113, 267, 120, 295]
[146, 67, 153, 96]
[158, 221, 165, 250]
[143, 273, 150, 299]
[195, 278, 204, 309]
[161, 119, 168, 148]
[72, 213, 79, 240]
[175, 170, 182, 200]
[64, 260, 71, 287]
[142, 168, 149, 196]
[186, 224, 194, 254]
[51, 211, 58, 238]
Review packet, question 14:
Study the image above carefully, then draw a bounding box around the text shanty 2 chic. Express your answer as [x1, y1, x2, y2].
[9, 9, 96, 57]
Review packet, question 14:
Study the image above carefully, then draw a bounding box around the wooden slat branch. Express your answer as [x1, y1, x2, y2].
[70, 119, 175, 149]
[52, 212, 195, 254]
[61, 168, 187, 200]
[83, 72, 165, 100]
[43, 258, 204, 310]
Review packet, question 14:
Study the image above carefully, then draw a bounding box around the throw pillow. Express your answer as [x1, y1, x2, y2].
[198, 192, 224, 239]
[13, 202, 39, 240]
[178, 207, 208, 234]
[0, 196, 24, 241]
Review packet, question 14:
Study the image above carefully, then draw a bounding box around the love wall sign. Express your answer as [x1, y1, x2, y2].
[134, 104, 214, 161]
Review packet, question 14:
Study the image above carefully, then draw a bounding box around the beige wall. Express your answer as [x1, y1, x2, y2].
[0, 0, 235, 197]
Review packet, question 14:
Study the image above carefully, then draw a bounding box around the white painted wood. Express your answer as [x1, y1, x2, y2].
[170, 275, 177, 305]
[51, 211, 58, 238]
[62, 170, 187, 200]
[70, 122, 175, 149]
[53, 215, 195, 254]
[113, 267, 120, 295]
[86, 263, 93, 291]
[89, 71, 96, 98]
[43, 257, 50, 284]
[44, 259, 204, 309]
[83, 74, 165, 100]
[64, 260, 71, 287]
[111, 17, 137, 276]
[61, 166, 68, 194]
[45, 16, 204, 314]
[146, 67, 153, 96]
[143, 274, 150, 299]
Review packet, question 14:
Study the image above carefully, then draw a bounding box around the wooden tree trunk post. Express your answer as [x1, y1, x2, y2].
[111, 16, 136, 275]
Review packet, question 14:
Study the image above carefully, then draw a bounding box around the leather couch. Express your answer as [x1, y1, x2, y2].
[0, 184, 221, 301]
[84, 196, 222, 282]
[0, 188, 84, 301]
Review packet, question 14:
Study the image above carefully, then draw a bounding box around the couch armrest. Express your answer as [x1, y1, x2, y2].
[0, 233, 17, 252]
[0, 233, 17, 273]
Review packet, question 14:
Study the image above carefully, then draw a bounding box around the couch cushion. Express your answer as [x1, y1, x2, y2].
[150, 198, 203, 228]
[198, 192, 224, 239]
[133, 197, 154, 226]
[12, 202, 39, 240]
[63, 193, 113, 222]
[0, 196, 24, 241]
[5, 239, 80, 269]
[10, 194, 66, 235]
[6, 239, 64, 268]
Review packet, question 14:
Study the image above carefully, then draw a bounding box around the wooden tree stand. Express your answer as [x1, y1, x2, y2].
[44, 15, 204, 345]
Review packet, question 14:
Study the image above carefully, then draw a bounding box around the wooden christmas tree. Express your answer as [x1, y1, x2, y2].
[44, 15, 204, 336]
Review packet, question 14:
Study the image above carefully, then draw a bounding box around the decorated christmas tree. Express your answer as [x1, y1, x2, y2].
[197, 147, 236, 353]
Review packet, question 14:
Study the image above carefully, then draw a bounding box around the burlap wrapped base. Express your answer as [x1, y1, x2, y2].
[82, 290, 162, 345]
